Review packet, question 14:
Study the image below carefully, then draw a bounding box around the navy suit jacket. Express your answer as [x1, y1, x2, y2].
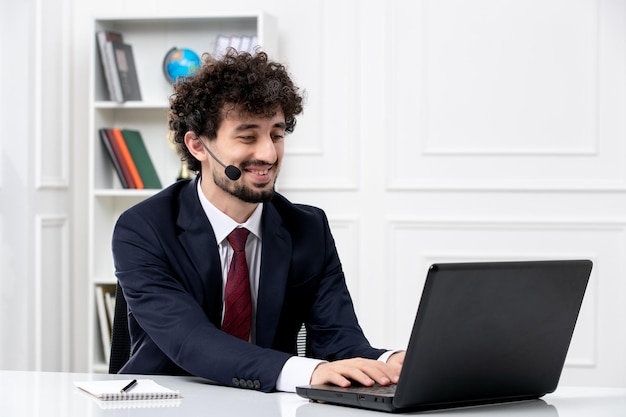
[112, 178, 385, 392]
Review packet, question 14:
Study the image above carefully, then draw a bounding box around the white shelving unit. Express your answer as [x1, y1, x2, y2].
[88, 13, 278, 373]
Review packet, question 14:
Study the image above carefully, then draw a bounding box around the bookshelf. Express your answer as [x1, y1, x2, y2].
[88, 13, 278, 373]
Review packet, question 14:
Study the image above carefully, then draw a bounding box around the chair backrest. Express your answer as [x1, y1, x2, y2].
[108, 283, 131, 374]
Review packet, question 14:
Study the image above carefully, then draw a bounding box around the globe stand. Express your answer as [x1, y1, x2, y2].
[168, 131, 194, 182]
[163, 47, 200, 181]
[177, 164, 193, 181]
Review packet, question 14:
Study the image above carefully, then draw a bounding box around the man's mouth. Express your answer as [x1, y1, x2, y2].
[247, 167, 270, 176]
[244, 163, 273, 175]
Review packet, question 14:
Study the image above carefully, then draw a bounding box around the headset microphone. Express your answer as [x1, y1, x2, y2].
[196, 137, 242, 181]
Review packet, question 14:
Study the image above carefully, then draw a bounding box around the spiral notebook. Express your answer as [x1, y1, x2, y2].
[75, 379, 181, 401]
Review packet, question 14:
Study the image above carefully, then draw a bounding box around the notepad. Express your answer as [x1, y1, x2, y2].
[74, 379, 181, 401]
[95, 398, 183, 410]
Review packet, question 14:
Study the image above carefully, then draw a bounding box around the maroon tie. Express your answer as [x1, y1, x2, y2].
[222, 227, 252, 341]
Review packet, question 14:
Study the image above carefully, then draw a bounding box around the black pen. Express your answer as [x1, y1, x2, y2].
[120, 379, 138, 394]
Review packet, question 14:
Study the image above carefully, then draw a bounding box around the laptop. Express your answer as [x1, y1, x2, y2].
[296, 259, 592, 413]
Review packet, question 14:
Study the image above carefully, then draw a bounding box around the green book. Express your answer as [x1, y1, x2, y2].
[121, 129, 162, 189]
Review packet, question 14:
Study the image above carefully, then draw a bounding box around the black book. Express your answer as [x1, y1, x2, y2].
[112, 41, 142, 101]
[95, 30, 124, 102]
[99, 128, 129, 188]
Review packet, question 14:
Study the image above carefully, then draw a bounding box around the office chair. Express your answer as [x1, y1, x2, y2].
[108, 283, 131, 374]
[108, 283, 310, 374]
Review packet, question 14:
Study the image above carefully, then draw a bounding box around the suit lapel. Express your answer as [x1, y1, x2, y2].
[176, 178, 223, 326]
[174, 180, 292, 343]
[255, 202, 292, 348]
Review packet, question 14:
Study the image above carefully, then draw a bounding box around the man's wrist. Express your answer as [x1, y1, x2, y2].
[275, 356, 327, 392]
[378, 350, 402, 363]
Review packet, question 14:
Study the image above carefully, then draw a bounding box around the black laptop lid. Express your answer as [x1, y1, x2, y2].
[393, 259, 592, 410]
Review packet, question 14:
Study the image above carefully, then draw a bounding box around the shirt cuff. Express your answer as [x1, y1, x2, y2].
[276, 356, 326, 393]
[378, 349, 403, 363]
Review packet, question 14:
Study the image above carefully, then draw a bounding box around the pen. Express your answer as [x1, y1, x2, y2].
[120, 379, 138, 394]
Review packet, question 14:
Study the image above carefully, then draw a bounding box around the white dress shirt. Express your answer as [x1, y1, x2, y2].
[196, 180, 322, 392]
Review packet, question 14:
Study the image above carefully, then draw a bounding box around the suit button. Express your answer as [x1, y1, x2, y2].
[253, 380, 261, 390]
[239, 378, 247, 388]
[232, 378, 240, 387]
[246, 380, 254, 389]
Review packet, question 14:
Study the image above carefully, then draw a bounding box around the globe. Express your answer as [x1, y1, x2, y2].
[162, 47, 201, 83]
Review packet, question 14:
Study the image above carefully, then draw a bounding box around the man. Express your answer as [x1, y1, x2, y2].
[112, 49, 404, 393]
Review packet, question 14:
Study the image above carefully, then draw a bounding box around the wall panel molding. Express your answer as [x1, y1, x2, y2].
[35, 215, 70, 371]
[386, 0, 626, 191]
[35, 0, 70, 189]
[278, 0, 361, 191]
[328, 218, 361, 311]
[385, 217, 625, 384]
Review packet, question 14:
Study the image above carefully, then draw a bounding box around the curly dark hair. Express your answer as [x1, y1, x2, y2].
[168, 48, 304, 173]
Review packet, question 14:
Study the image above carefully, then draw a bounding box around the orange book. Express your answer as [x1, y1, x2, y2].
[112, 128, 144, 189]
[102, 128, 134, 188]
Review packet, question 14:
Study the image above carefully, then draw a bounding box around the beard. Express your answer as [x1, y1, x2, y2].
[213, 169, 277, 203]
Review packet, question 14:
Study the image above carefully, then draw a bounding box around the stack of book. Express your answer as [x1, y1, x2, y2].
[95, 284, 116, 364]
[96, 30, 142, 102]
[99, 128, 162, 189]
[213, 34, 259, 58]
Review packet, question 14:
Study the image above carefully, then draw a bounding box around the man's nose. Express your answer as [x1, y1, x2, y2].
[253, 135, 278, 163]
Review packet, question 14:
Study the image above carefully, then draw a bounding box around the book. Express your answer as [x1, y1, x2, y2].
[96, 30, 124, 102]
[74, 379, 181, 401]
[112, 41, 142, 101]
[239, 36, 252, 53]
[104, 289, 115, 329]
[249, 36, 259, 52]
[99, 128, 130, 188]
[229, 35, 242, 51]
[105, 129, 136, 188]
[95, 286, 111, 364]
[121, 129, 162, 189]
[111, 128, 144, 189]
[213, 34, 231, 58]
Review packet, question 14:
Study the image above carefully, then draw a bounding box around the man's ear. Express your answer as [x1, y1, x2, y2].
[184, 132, 207, 161]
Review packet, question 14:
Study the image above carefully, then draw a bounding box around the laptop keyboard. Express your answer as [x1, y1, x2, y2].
[346, 383, 397, 395]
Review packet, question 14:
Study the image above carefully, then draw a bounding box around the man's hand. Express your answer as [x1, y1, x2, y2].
[310, 352, 405, 388]
[386, 351, 405, 376]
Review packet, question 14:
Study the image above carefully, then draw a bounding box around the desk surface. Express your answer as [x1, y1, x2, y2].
[1, 370, 624, 416]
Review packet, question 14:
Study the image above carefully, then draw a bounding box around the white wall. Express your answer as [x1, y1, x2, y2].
[1, 0, 623, 387]
[0, 0, 32, 371]
[0, 0, 72, 371]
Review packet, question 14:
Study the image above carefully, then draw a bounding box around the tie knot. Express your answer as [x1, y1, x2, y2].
[228, 227, 250, 252]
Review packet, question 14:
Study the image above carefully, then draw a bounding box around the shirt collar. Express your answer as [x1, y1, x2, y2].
[197, 178, 263, 245]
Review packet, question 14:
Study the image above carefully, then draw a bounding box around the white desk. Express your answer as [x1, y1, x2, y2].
[1, 370, 624, 416]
